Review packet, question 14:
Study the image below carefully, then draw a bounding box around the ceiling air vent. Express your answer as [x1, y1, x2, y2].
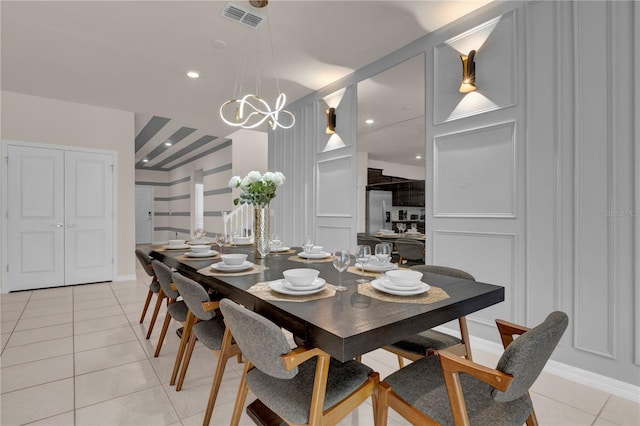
[221, 2, 265, 28]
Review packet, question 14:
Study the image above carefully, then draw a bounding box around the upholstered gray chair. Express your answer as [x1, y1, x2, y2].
[357, 235, 382, 252]
[378, 311, 569, 426]
[394, 239, 425, 266]
[219, 298, 379, 426]
[384, 265, 476, 367]
[150, 260, 188, 357]
[135, 248, 161, 329]
[171, 273, 240, 426]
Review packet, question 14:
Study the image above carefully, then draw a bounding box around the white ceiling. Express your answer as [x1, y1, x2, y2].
[1, 0, 491, 169]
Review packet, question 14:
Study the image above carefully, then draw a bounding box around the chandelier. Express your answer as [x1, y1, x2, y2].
[219, 1, 295, 130]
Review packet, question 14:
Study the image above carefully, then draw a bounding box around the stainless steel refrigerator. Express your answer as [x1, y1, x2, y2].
[366, 190, 393, 233]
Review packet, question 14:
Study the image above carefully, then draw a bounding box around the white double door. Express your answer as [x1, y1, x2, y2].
[7, 145, 114, 291]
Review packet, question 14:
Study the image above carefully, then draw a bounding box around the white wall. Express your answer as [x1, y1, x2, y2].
[367, 159, 425, 180]
[270, 0, 639, 389]
[1, 91, 136, 281]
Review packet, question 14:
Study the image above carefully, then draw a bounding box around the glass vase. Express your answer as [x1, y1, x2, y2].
[253, 205, 270, 258]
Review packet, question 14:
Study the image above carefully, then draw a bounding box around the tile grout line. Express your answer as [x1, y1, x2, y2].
[0, 291, 33, 356]
[111, 276, 185, 424]
[72, 286, 77, 426]
[590, 394, 613, 426]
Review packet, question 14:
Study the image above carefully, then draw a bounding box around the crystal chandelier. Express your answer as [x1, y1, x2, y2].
[219, 1, 295, 130]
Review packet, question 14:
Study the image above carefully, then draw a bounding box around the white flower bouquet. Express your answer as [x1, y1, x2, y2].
[228, 171, 286, 208]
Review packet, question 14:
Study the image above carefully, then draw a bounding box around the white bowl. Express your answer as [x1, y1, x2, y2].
[190, 245, 210, 253]
[235, 236, 252, 244]
[221, 253, 248, 266]
[384, 270, 423, 287]
[168, 239, 185, 246]
[310, 245, 323, 254]
[283, 268, 320, 287]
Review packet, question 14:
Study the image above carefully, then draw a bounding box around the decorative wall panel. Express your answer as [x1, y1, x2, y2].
[432, 230, 515, 325]
[434, 11, 516, 124]
[434, 122, 516, 217]
[316, 155, 353, 217]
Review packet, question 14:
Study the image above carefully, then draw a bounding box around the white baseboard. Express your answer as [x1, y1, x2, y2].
[435, 325, 640, 403]
[114, 274, 137, 282]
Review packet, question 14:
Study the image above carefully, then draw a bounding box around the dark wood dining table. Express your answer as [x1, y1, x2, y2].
[150, 244, 504, 362]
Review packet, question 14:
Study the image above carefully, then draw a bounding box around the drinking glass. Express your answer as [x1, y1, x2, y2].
[332, 250, 351, 291]
[271, 233, 282, 250]
[356, 245, 371, 283]
[374, 243, 392, 276]
[231, 230, 239, 247]
[215, 232, 226, 254]
[257, 238, 271, 258]
[302, 237, 314, 264]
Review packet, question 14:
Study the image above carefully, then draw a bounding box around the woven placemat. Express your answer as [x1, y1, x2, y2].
[268, 249, 296, 255]
[288, 255, 334, 264]
[176, 253, 220, 261]
[197, 263, 268, 277]
[358, 282, 449, 304]
[247, 281, 336, 302]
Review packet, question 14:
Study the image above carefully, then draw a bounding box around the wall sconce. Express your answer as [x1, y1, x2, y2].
[459, 49, 477, 93]
[325, 107, 337, 134]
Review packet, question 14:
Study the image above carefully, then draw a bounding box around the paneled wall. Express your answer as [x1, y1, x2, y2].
[270, 0, 639, 389]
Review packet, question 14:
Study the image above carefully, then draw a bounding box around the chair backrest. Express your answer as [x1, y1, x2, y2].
[151, 260, 179, 299]
[219, 298, 297, 379]
[171, 272, 216, 321]
[135, 248, 154, 277]
[395, 240, 424, 261]
[410, 265, 475, 281]
[357, 236, 382, 251]
[492, 311, 568, 402]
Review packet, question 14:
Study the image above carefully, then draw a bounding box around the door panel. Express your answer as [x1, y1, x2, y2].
[135, 185, 154, 244]
[7, 146, 65, 290]
[64, 151, 113, 285]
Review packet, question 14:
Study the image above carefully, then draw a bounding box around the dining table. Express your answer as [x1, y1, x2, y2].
[149, 243, 503, 362]
[150, 243, 503, 425]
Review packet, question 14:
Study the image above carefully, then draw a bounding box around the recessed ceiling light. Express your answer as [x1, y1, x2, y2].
[186, 71, 200, 79]
[365, 119, 374, 124]
[142, 158, 149, 163]
[415, 155, 422, 159]
[165, 142, 172, 146]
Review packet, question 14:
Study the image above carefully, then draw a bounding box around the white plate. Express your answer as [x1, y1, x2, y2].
[164, 244, 190, 250]
[270, 246, 291, 252]
[269, 279, 326, 296]
[211, 261, 253, 272]
[297, 251, 332, 259]
[282, 278, 326, 291]
[187, 240, 212, 245]
[375, 278, 424, 292]
[371, 279, 430, 296]
[233, 242, 254, 246]
[186, 250, 218, 258]
[354, 262, 399, 272]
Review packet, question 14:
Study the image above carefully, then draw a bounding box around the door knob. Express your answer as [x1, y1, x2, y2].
[50, 223, 64, 228]
[66, 223, 77, 227]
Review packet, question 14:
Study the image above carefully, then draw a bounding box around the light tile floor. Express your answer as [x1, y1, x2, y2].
[1, 262, 639, 426]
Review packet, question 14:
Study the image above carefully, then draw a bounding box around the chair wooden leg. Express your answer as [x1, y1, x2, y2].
[525, 392, 539, 426]
[139, 289, 154, 323]
[171, 311, 194, 386]
[154, 305, 173, 357]
[377, 381, 391, 426]
[458, 316, 472, 361]
[176, 329, 198, 391]
[230, 361, 252, 426]
[202, 328, 237, 426]
[146, 289, 166, 339]
[397, 355, 405, 369]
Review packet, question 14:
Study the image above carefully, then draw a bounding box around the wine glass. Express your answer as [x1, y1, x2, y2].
[397, 223, 406, 235]
[257, 238, 271, 258]
[332, 250, 351, 291]
[302, 236, 314, 264]
[356, 245, 371, 283]
[215, 232, 226, 254]
[271, 233, 282, 251]
[231, 230, 239, 247]
[374, 243, 392, 276]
